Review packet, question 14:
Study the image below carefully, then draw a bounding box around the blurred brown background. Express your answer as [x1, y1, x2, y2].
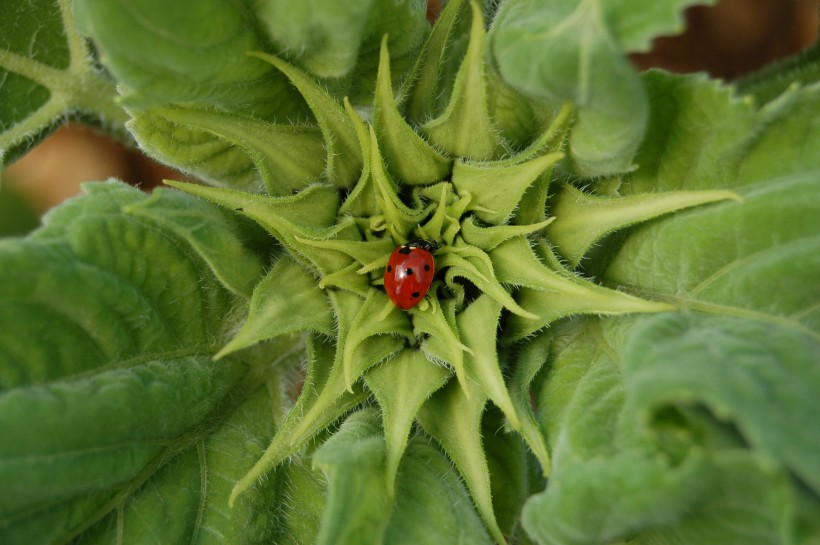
[2, 0, 818, 234]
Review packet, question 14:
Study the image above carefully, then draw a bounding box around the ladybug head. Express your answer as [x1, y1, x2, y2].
[407, 239, 439, 253]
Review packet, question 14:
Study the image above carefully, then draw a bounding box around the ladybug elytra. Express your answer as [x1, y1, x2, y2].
[384, 240, 437, 310]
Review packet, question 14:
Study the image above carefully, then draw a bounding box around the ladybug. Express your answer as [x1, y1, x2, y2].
[384, 239, 437, 310]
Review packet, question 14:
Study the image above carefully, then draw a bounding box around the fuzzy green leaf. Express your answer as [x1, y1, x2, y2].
[0, 180, 286, 543]
[127, 109, 262, 191]
[364, 350, 451, 497]
[422, 1, 504, 161]
[374, 36, 452, 185]
[418, 377, 506, 545]
[215, 257, 334, 359]
[402, 0, 466, 124]
[547, 182, 740, 267]
[490, 0, 652, 175]
[250, 52, 362, 188]
[155, 107, 326, 196]
[0, 0, 126, 166]
[313, 409, 390, 545]
[73, 368, 304, 545]
[451, 152, 562, 225]
[383, 438, 493, 545]
[605, 74, 820, 333]
[524, 312, 817, 545]
[254, 0, 429, 86]
[73, 0, 305, 119]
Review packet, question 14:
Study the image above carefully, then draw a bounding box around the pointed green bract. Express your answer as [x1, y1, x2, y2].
[418, 379, 506, 545]
[461, 215, 555, 251]
[154, 107, 326, 196]
[547, 182, 741, 266]
[342, 290, 414, 391]
[457, 295, 521, 430]
[374, 36, 451, 185]
[364, 349, 450, 497]
[368, 126, 429, 241]
[422, 1, 504, 161]
[491, 237, 672, 341]
[451, 152, 563, 225]
[229, 334, 369, 507]
[508, 330, 553, 475]
[402, 0, 465, 123]
[250, 51, 362, 188]
[215, 258, 333, 359]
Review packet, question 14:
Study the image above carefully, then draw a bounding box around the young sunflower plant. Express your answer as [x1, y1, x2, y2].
[1, 1, 818, 544]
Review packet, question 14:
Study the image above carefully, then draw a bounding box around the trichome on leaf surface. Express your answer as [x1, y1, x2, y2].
[0, 1, 818, 544]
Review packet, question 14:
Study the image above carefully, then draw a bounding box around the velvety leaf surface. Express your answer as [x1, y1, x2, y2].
[523, 73, 820, 545]
[0, 181, 301, 544]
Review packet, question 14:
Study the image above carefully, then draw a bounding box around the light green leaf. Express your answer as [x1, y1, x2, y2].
[73, 0, 305, 119]
[125, 187, 266, 297]
[547, 182, 740, 267]
[374, 36, 452, 185]
[0, 180, 282, 543]
[255, 0, 429, 89]
[622, 313, 820, 493]
[490, 0, 650, 175]
[422, 0, 505, 161]
[215, 257, 334, 359]
[451, 152, 562, 225]
[127, 109, 263, 191]
[313, 408, 390, 545]
[256, 0, 375, 79]
[402, 0, 466, 124]
[383, 438, 493, 545]
[154, 107, 326, 196]
[525, 309, 818, 545]
[605, 75, 820, 334]
[250, 52, 362, 188]
[364, 349, 451, 497]
[0, 0, 126, 166]
[418, 378, 506, 545]
[229, 333, 369, 507]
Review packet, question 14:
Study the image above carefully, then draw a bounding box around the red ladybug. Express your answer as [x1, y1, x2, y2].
[384, 240, 437, 310]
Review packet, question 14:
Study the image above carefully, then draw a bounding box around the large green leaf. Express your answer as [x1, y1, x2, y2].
[604, 74, 820, 333]
[0, 0, 126, 167]
[489, 0, 714, 176]
[523, 72, 820, 545]
[523, 315, 814, 545]
[254, 0, 429, 86]
[0, 181, 302, 544]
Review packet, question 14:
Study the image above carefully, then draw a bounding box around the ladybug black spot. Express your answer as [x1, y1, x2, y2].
[411, 291, 421, 298]
[386, 265, 392, 272]
[399, 246, 412, 255]
[406, 268, 414, 275]
[424, 264, 430, 271]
